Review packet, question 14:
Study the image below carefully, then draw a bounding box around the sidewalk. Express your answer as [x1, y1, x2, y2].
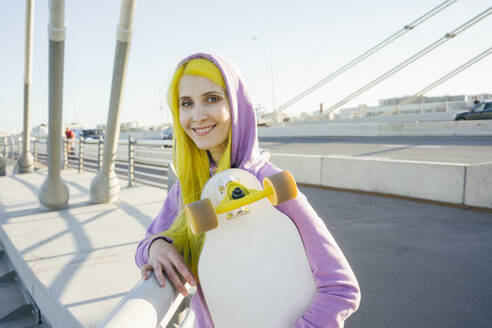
[0, 168, 166, 327]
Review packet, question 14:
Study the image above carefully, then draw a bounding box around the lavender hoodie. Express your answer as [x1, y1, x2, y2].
[135, 53, 361, 327]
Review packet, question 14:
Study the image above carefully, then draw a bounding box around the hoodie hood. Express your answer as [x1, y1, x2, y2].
[177, 53, 264, 172]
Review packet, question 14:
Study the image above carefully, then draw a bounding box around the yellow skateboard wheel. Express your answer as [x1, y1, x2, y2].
[263, 170, 297, 206]
[185, 198, 218, 234]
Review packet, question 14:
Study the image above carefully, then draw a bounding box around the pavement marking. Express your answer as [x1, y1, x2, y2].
[383, 144, 443, 149]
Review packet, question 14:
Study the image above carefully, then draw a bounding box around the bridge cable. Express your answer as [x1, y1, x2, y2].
[324, 7, 491, 115]
[384, 46, 492, 115]
[274, 0, 459, 113]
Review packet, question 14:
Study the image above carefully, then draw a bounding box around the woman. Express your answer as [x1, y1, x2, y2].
[135, 53, 360, 327]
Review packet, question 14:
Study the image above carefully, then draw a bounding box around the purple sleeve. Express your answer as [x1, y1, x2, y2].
[259, 163, 361, 327]
[280, 193, 361, 328]
[134, 183, 180, 267]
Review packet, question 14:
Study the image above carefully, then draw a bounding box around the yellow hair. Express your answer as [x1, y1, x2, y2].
[159, 59, 232, 276]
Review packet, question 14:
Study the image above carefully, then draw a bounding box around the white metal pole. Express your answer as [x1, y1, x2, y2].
[90, 0, 137, 203]
[267, 43, 276, 112]
[18, 0, 35, 173]
[39, 0, 69, 209]
[252, 37, 276, 112]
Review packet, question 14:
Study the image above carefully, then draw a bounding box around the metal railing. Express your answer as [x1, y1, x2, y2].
[0, 136, 21, 161]
[25, 137, 174, 189]
[98, 275, 195, 328]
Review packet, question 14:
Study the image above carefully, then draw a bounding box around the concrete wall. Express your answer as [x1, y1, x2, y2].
[456, 121, 492, 137]
[270, 153, 491, 209]
[259, 120, 492, 138]
[464, 162, 492, 208]
[268, 154, 322, 186]
[120, 131, 163, 140]
[320, 156, 465, 204]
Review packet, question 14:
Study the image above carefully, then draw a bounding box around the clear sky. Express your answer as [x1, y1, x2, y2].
[1, 0, 490, 133]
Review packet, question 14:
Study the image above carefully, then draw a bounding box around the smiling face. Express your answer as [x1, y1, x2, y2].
[178, 74, 231, 161]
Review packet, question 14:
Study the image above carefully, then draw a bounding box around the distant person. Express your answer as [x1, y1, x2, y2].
[65, 127, 75, 140]
[473, 96, 480, 105]
[65, 128, 75, 154]
[135, 53, 360, 327]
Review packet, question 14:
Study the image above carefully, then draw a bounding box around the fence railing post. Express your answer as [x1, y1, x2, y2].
[6, 136, 9, 158]
[97, 136, 103, 170]
[6, 136, 10, 158]
[1, 137, 6, 157]
[79, 138, 84, 173]
[0, 137, 5, 177]
[33, 138, 38, 163]
[13, 136, 16, 159]
[63, 137, 68, 170]
[11, 136, 15, 158]
[17, 136, 22, 159]
[128, 136, 135, 187]
[14, 136, 18, 159]
[11, 136, 15, 159]
[12, 136, 17, 159]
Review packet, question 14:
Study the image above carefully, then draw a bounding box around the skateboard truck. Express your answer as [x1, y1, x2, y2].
[185, 170, 298, 234]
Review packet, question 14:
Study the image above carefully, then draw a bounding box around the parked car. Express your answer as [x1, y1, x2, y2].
[80, 129, 104, 140]
[454, 102, 492, 120]
[161, 127, 173, 140]
[160, 127, 173, 148]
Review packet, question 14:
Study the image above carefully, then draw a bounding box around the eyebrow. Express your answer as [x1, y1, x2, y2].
[201, 90, 224, 97]
[179, 90, 224, 101]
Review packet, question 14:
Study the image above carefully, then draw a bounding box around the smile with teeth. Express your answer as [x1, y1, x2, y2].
[192, 125, 216, 136]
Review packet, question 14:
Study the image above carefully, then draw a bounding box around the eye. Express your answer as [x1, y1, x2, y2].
[207, 95, 221, 103]
[180, 99, 193, 108]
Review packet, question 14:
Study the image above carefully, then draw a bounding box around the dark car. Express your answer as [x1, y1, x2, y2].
[80, 129, 104, 140]
[161, 127, 173, 140]
[454, 102, 492, 120]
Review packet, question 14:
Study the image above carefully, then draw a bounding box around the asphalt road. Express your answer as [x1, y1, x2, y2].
[259, 137, 492, 164]
[301, 185, 492, 328]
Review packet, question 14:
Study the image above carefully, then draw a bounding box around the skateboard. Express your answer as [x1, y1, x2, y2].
[185, 169, 316, 328]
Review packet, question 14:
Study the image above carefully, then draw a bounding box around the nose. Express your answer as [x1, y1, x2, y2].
[192, 103, 208, 122]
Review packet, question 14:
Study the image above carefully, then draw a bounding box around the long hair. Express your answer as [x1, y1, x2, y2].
[160, 59, 232, 276]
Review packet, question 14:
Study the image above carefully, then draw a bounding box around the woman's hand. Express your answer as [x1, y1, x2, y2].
[140, 238, 197, 296]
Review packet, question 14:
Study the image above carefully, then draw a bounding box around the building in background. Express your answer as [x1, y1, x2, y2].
[338, 93, 492, 119]
[31, 124, 48, 138]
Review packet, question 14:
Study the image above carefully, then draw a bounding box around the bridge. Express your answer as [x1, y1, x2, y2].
[1, 129, 492, 327]
[1, 0, 491, 327]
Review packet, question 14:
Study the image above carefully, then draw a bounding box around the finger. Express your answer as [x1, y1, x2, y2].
[152, 262, 166, 287]
[140, 264, 153, 280]
[173, 260, 197, 286]
[163, 263, 188, 296]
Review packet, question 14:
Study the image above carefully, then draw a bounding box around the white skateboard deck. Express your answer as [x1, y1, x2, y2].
[197, 169, 316, 328]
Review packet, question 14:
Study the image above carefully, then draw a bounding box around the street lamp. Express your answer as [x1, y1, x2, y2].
[252, 37, 276, 112]
[143, 65, 169, 130]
